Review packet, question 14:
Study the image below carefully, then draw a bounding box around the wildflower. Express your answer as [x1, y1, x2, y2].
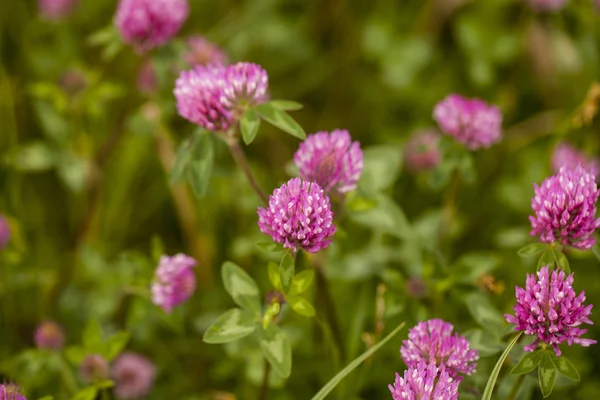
[34, 321, 65, 350]
[389, 361, 459, 400]
[526, 0, 568, 12]
[114, 0, 189, 53]
[0, 215, 10, 250]
[405, 130, 441, 172]
[112, 352, 156, 399]
[151, 253, 197, 313]
[257, 178, 336, 253]
[551, 142, 599, 178]
[293, 130, 363, 195]
[505, 266, 596, 356]
[174, 62, 268, 132]
[184, 36, 227, 67]
[529, 165, 600, 250]
[80, 354, 109, 383]
[433, 94, 502, 150]
[400, 319, 478, 377]
[0, 383, 26, 400]
[38, 0, 78, 20]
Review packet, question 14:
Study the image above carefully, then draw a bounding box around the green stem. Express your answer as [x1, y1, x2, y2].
[314, 261, 345, 361]
[227, 139, 269, 205]
[507, 373, 527, 400]
[59, 355, 79, 395]
[482, 331, 524, 400]
[258, 358, 270, 400]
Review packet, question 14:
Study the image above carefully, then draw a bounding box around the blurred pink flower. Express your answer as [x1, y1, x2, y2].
[151, 253, 197, 313]
[137, 60, 158, 95]
[184, 36, 228, 67]
[38, 0, 78, 20]
[526, 0, 569, 12]
[552, 142, 600, 179]
[34, 320, 65, 350]
[112, 352, 156, 399]
[405, 130, 441, 172]
[0, 215, 10, 250]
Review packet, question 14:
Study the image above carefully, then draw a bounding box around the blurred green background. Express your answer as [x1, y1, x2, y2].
[1, 0, 600, 399]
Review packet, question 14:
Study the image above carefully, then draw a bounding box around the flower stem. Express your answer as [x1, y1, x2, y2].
[507, 374, 527, 400]
[314, 257, 345, 361]
[259, 358, 270, 400]
[227, 140, 269, 205]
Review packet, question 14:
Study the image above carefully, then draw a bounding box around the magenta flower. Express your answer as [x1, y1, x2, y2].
[529, 165, 600, 250]
[293, 130, 363, 195]
[257, 178, 336, 253]
[112, 352, 156, 400]
[151, 253, 197, 313]
[80, 354, 109, 383]
[38, 0, 78, 20]
[505, 266, 596, 356]
[389, 361, 459, 400]
[401, 319, 478, 377]
[0, 383, 26, 400]
[34, 321, 65, 350]
[114, 0, 189, 53]
[174, 62, 268, 132]
[433, 94, 502, 150]
[552, 142, 600, 179]
[0, 215, 10, 250]
[184, 36, 227, 67]
[526, 0, 568, 11]
[405, 130, 442, 172]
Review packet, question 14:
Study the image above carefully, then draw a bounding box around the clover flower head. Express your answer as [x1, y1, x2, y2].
[552, 142, 600, 179]
[184, 36, 228, 67]
[257, 178, 336, 253]
[401, 319, 478, 377]
[389, 361, 459, 400]
[405, 130, 442, 172]
[529, 165, 600, 250]
[112, 352, 156, 400]
[38, 0, 78, 20]
[294, 130, 363, 195]
[433, 94, 502, 150]
[151, 253, 197, 313]
[505, 266, 596, 356]
[114, 0, 189, 53]
[80, 354, 109, 383]
[34, 321, 65, 350]
[0, 383, 26, 400]
[174, 62, 268, 131]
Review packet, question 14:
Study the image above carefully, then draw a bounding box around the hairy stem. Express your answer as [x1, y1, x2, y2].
[259, 358, 270, 400]
[227, 140, 269, 205]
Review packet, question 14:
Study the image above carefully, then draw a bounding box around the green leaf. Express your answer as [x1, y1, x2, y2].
[511, 351, 543, 375]
[241, 108, 261, 145]
[310, 322, 406, 400]
[267, 261, 281, 289]
[268, 100, 304, 111]
[256, 240, 282, 254]
[554, 250, 570, 274]
[464, 292, 506, 336]
[539, 352, 556, 398]
[517, 243, 548, 257]
[255, 103, 306, 139]
[482, 332, 524, 400]
[64, 346, 87, 365]
[103, 331, 130, 361]
[7, 141, 56, 172]
[93, 380, 114, 390]
[260, 324, 292, 378]
[548, 353, 579, 381]
[150, 235, 165, 263]
[290, 270, 315, 294]
[82, 319, 103, 353]
[345, 191, 377, 212]
[187, 131, 214, 198]
[169, 136, 195, 184]
[359, 145, 403, 192]
[262, 302, 280, 329]
[348, 193, 412, 240]
[221, 261, 261, 314]
[286, 296, 316, 317]
[69, 387, 97, 400]
[87, 26, 118, 46]
[279, 252, 295, 294]
[203, 308, 257, 344]
[452, 252, 501, 284]
[537, 249, 555, 270]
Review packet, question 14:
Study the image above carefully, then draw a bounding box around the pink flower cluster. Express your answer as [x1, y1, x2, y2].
[114, 0, 189, 53]
[433, 94, 502, 150]
[529, 165, 600, 250]
[400, 319, 478, 377]
[552, 142, 600, 179]
[505, 266, 596, 356]
[526, 0, 569, 11]
[34, 320, 65, 350]
[151, 253, 197, 313]
[175, 62, 268, 131]
[405, 130, 441, 172]
[38, 0, 78, 20]
[389, 361, 459, 400]
[294, 130, 363, 195]
[112, 352, 156, 399]
[257, 178, 336, 253]
[0, 383, 26, 400]
[184, 36, 228, 67]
